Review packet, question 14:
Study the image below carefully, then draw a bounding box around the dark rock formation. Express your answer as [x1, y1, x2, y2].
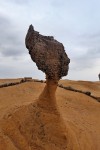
[24, 25, 71, 149]
[98, 73, 100, 81]
[25, 25, 70, 80]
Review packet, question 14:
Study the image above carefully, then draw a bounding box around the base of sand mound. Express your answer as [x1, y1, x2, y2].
[0, 100, 95, 150]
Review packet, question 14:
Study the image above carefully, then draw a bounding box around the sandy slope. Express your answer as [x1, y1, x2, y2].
[0, 79, 100, 150]
[59, 80, 100, 97]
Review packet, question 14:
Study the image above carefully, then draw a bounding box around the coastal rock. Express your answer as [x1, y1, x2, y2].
[25, 25, 70, 80]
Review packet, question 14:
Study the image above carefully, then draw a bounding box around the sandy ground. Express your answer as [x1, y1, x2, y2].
[59, 79, 100, 97]
[0, 79, 100, 150]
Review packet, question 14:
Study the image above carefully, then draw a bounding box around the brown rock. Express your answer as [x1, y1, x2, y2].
[25, 25, 70, 80]
[24, 25, 71, 149]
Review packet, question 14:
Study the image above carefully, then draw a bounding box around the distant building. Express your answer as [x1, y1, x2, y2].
[20, 77, 32, 83]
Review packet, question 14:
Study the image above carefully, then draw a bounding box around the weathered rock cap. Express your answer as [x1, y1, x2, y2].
[25, 25, 70, 80]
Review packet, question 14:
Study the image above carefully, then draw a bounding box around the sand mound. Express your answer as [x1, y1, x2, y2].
[0, 80, 77, 150]
[0, 102, 77, 150]
[0, 80, 100, 150]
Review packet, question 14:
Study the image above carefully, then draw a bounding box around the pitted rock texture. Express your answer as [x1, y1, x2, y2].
[25, 25, 70, 80]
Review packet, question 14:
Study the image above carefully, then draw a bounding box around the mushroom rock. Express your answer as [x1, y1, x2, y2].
[25, 25, 70, 111]
[24, 25, 74, 149]
[25, 25, 70, 80]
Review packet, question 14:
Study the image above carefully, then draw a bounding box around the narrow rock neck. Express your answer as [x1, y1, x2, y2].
[38, 79, 59, 113]
[39, 79, 58, 99]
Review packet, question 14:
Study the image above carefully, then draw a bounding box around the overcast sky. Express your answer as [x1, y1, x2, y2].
[0, 0, 100, 81]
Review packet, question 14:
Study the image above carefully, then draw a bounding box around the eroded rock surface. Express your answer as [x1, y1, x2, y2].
[25, 25, 70, 80]
[24, 25, 71, 149]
